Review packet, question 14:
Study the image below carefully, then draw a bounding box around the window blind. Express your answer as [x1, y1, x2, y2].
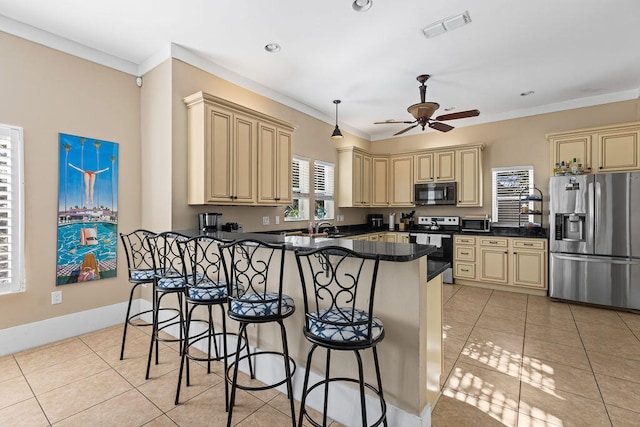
[314, 161, 334, 200]
[492, 166, 533, 225]
[292, 156, 310, 196]
[0, 125, 24, 294]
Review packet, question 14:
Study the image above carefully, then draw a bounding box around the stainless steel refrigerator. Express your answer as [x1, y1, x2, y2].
[549, 172, 640, 310]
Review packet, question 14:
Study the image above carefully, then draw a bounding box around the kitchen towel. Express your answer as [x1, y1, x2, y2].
[415, 234, 429, 245]
[428, 234, 442, 248]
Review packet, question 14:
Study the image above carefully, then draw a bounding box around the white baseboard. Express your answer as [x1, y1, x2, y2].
[0, 300, 432, 426]
[0, 299, 144, 356]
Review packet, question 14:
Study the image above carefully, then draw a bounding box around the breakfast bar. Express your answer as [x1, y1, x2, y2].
[179, 230, 444, 426]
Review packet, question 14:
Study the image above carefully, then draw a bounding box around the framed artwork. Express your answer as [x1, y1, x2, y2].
[56, 133, 118, 285]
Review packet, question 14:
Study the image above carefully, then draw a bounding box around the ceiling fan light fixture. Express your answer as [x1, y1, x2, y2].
[423, 11, 471, 39]
[520, 90, 535, 97]
[352, 0, 373, 12]
[331, 99, 343, 140]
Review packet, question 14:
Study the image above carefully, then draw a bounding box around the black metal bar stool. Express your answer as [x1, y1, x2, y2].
[174, 235, 249, 407]
[144, 231, 189, 379]
[119, 229, 157, 360]
[294, 246, 387, 427]
[220, 238, 297, 427]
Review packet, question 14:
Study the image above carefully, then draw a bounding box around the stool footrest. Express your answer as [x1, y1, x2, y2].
[226, 350, 296, 392]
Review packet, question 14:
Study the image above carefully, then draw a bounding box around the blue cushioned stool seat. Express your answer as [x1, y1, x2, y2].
[230, 292, 295, 318]
[308, 308, 384, 343]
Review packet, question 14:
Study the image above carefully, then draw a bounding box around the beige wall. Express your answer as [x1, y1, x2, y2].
[0, 32, 141, 329]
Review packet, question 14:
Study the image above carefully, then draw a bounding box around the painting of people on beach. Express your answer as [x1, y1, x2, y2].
[56, 133, 118, 285]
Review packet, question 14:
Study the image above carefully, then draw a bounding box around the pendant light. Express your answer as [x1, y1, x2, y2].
[331, 99, 343, 140]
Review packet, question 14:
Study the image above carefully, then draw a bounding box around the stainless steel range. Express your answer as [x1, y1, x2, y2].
[409, 216, 460, 284]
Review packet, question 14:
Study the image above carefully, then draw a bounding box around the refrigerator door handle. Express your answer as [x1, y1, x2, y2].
[553, 254, 640, 265]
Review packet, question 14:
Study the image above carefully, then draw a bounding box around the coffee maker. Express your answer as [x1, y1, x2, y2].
[198, 212, 222, 231]
[367, 213, 384, 230]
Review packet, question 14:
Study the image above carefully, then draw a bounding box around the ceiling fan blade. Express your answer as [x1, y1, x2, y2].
[435, 109, 480, 121]
[374, 120, 415, 125]
[428, 121, 455, 132]
[394, 124, 419, 136]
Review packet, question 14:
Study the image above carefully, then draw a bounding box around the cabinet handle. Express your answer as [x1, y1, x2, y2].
[523, 243, 533, 246]
[460, 251, 469, 255]
[461, 268, 469, 272]
[489, 241, 499, 244]
[504, 251, 508, 254]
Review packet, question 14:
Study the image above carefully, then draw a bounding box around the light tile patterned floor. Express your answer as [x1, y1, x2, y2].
[433, 284, 640, 427]
[2, 285, 640, 426]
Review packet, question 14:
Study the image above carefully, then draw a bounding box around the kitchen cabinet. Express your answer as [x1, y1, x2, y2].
[257, 123, 292, 205]
[415, 150, 455, 182]
[337, 147, 371, 207]
[453, 236, 476, 280]
[184, 91, 294, 206]
[547, 121, 640, 175]
[390, 155, 414, 206]
[372, 156, 390, 206]
[456, 146, 483, 207]
[454, 235, 548, 293]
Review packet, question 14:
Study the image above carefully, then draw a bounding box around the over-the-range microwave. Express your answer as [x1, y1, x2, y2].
[414, 182, 457, 205]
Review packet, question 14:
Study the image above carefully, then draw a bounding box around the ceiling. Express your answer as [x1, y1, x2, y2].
[2, 0, 640, 141]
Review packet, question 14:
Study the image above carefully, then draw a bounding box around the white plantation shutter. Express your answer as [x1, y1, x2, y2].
[314, 161, 334, 200]
[0, 125, 25, 294]
[492, 166, 533, 225]
[292, 156, 310, 197]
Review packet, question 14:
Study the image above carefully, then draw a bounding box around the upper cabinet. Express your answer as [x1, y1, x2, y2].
[338, 143, 485, 208]
[184, 91, 294, 206]
[337, 147, 371, 207]
[415, 150, 455, 182]
[547, 121, 640, 175]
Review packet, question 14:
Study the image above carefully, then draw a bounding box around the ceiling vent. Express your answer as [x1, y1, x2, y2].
[422, 11, 471, 39]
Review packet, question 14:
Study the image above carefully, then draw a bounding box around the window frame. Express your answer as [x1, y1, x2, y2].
[491, 165, 534, 226]
[313, 160, 335, 221]
[0, 124, 25, 295]
[284, 155, 310, 222]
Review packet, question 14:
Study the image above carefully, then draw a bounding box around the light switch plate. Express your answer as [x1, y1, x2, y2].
[275, 215, 280, 225]
[51, 291, 62, 304]
[263, 216, 269, 226]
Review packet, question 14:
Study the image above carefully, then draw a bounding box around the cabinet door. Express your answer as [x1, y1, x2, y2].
[383, 233, 397, 242]
[398, 233, 410, 243]
[372, 157, 389, 206]
[206, 105, 234, 202]
[390, 155, 414, 206]
[479, 247, 509, 284]
[257, 123, 277, 204]
[276, 129, 292, 204]
[456, 147, 482, 207]
[598, 129, 640, 172]
[362, 154, 372, 205]
[513, 250, 547, 289]
[415, 152, 434, 182]
[549, 134, 592, 173]
[435, 151, 455, 181]
[233, 113, 256, 204]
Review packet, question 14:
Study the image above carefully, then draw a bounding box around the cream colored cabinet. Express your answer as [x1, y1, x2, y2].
[453, 236, 476, 280]
[372, 156, 390, 207]
[185, 94, 256, 204]
[512, 239, 547, 289]
[478, 238, 509, 285]
[257, 123, 292, 205]
[184, 91, 294, 206]
[397, 233, 410, 243]
[383, 233, 397, 243]
[455, 235, 548, 292]
[597, 128, 640, 172]
[337, 148, 371, 207]
[417, 150, 455, 182]
[456, 147, 483, 207]
[547, 121, 640, 174]
[390, 155, 414, 206]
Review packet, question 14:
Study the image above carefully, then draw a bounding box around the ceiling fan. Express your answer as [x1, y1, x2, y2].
[375, 74, 480, 135]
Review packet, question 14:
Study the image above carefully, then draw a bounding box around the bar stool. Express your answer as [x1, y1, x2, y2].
[294, 246, 387, 427]
[175, 235, 249, 407]
[220, 238, 297, 427]
[119, 229, 156, 360]
[144, 231, 189, 379]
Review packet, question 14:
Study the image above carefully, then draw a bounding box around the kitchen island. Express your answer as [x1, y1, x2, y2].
[179, 230, 444, 426]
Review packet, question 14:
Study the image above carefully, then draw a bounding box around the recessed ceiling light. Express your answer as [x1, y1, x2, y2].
[520, 91, 535, 97]
[423, 11, 471, 39]
[352, 0, 373, 12]
[264, 43, 281, 53]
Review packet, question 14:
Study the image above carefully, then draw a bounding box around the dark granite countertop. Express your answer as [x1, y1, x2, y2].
[427, 260, 450, 282]
[177, 230, 436, 262]
[456, 227, 549, 238]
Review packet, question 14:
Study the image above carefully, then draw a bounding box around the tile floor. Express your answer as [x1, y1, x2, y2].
[1, 285, 640, 426]
[432, 284, 640, 427]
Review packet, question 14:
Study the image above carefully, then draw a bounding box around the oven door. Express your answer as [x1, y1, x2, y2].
[409, 233, 454, 283]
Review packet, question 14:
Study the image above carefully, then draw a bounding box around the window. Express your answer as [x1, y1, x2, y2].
[314, 160, 334, 220]
[0, 124, 25, 295]
[492, 166, 533, 226]
[284, 156, 310, 221]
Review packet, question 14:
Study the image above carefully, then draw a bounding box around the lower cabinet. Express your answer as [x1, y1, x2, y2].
[347, 232, 407, 242]
[454, 235, 547, 292]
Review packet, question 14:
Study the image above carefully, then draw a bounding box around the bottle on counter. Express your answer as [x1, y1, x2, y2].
[308, 222, 314, 235]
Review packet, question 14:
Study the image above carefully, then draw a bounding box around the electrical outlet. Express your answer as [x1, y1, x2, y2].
[262, 216, 269, 226]
[51, 290, 62, 305]
[275, 215, 280, 225]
